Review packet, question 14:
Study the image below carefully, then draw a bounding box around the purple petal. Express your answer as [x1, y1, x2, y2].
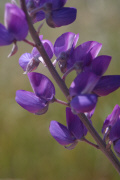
[91, 55, 111, 76]
[93, 75, 120, 96]
[32, 11, 45, 23]
[34, 0, 67, 9]
[70, 94, 98, 113]
[19, 53, 32, 71]
[69, 71, 100, 96]
[66, 107, 87, 139]
[0, 23, 13, 46]
[46, 7, 77, 28]
[28, 72, 55, 101]
[42, 39, 54, 59]
[15, 90, 48, 115]
[109, 118, 120, 141]
[113, 140, 120, 157]
[102, 104, 120, 134]
[54, 32, 78, 57]
[47, 0, 67, 9]
[73, 41, 102, 66]
[5, 3, 28, 41]
[49, 120, 75, 145]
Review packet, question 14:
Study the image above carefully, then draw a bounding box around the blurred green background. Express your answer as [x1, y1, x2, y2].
[0, 0, 120, 179]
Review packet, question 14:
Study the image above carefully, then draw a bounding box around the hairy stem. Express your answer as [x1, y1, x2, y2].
[20, 0, 120, 174]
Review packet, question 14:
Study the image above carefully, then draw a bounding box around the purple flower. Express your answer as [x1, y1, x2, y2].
[15, 72, 55, 115]
[102, 105, 120, 157]
[0, 3, 28, 46]
[19, 35, 53, 73]
[109, 118, 120, 142]
[102, 104, 120, 134]
[54, 32, 102, 73]
[49, 107, 89, 149]
[26, 0, 77, 27]
[69, 71, 100, 113]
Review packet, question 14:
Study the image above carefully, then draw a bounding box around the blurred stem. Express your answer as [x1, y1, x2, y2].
[20, 0, 120, 174]
[81, 137, 100, 149]
[54, 98, 69, 106]
[23, 39, 35, 47]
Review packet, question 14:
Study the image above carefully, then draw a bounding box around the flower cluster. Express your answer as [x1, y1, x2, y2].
[26, 0, 77, 27]
[1, 0, 120, 167]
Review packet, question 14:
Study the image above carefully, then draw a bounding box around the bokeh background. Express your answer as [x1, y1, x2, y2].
[0, 0, 120, 179]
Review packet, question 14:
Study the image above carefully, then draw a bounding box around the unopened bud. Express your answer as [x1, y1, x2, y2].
[24, 57, 40, 74]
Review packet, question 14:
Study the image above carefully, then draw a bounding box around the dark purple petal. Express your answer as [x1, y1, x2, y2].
[32, 11, 45, 23]
[93, 75, 120, 96]
[46, 7, 77, 28]
[102, 104, 120, 134]
[5, 3, 28, 41]
[49, 120, 75, 145]
[54, 32, 78, 57]
[0, 24, 13, 46]
[69, 71, 100, 96]
[113, 140, 120, 157]
[19, 53, 32, 71]
[66, 107, 87, 139]
[109, 119, 120, 141]
[28, 72, 55, 101]
[73, 41, 102, 66]
[70, 94, 98, 113]
[15, 90, 48, 115]
[48, 0, 67, 9]
[91, 55, 111, 76]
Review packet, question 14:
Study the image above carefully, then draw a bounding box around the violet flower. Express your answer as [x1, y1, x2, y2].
[19, 35, 53, 73]
[15, 72, 55, 115]
[49, 107, 90, 149]
[0, 3, 28, 46]
[102, 105, 120, 157]
[69, 71, 100, 113]
[54, 32, 102, 73]
[102, 104, 120, 134]
[26, 0, 77, 27]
